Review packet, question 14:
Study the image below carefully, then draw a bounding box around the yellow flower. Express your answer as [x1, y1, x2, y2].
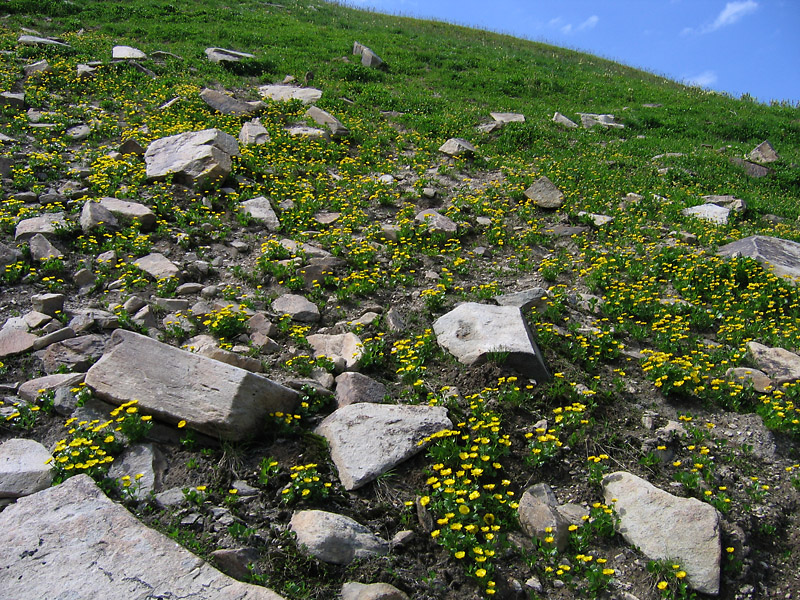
[657, 581, 668, 590]
[177, 420, 187, 428]
[475, 568, 487, 578]
[676, 571, 687, 579]
[458, 504, 470, 515]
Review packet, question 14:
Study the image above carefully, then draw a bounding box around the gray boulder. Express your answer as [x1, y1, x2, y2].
[257, 85, 322, 104]
[316, 403, 452, 490]
[18, 35, 70, 47]
[108, 443, 166, 501]
[145, 128, 240, 188]
[240, 196, 280, 230]
[0, 474, 286, 599]
[306, 106, 349, 138]
[341, 582, 409, 600]
[272, 294, 320, 323]
[517, 483, 571, 551]
[112, 45, 147, 60]
[433, 303, 550, 382]
[0, 438, 52, 498]
[28, 233, 63, 261]
[578, 113, 624, 129]
[290, 509, 389, 564]
[746, 341, 800, 384]
[603, 471, 720, 595]
[353, 42, 384, 68]
[335, 372, 387, 407]
[134, 252, 180, 280]
[748, 140, 779, 164]
[14, 212, 68, 242]
[200, 88, 263, 116]
[307, 332, 363, 372]
[552, 112, 578, 128]
[415, 209, 458, 238]
[494, 287, 548, 311]
[98, 197, 156, 230]
[239, 120, 270, 145]
[490, 112, 525, 123]
[438, 137, 476, 157]
[524, 176, 563, 209]
[205, 47, 255, 63]
[717, 236, 800, 282]
[80, 200, 119, 232]
[85, 329, 298, 441]
[0, 327, 37, 359]
[682, 203, 730, 225]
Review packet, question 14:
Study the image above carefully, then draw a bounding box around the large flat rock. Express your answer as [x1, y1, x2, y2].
[257, 85, 322, 104]
[747, 341, 800, 384]
[145, 128, 240, 188]
[717, 236, 800, 282]
[290, 509, 389, 564]
[433, 303, 550, 382]
[0, 474, 285, 599]
[315, 403, 452, 490]
[603, 471, 720, 595]
[85, 330, 298, 440]
[0, 438, 52, 498]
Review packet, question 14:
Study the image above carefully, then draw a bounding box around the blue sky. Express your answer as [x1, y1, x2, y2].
[343, 0, 800, 105]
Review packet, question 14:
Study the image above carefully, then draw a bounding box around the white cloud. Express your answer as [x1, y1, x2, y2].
[683, 1, 759, 35]
[561, 24, 573, 34]
[577, 15, 599, 31]
[685, 70, 718, 87]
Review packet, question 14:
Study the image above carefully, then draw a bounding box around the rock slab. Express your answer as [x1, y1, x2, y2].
[524, 176, 563, 209]
[603, 471, 720, 594]
[746, 341, 800, 384]
[316, 403, 452, 490]
[717, 235, 800, 282]
[85, 329, 298, 441]
[290, 509, 389, 564]
[145, 128, 240, 188]
[433, 303, 550, 382]
[0, 474, 285, 599]
[0, 438, 52, 498]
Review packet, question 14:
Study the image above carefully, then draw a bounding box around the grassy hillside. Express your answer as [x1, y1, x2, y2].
[1, 1, 799, 599]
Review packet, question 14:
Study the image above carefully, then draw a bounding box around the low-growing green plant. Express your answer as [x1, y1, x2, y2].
[281, 463, 333, 504]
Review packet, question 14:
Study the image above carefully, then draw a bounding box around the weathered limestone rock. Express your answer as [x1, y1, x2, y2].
[353, 42, 384, 68]
[603, 471, 720, 595]
[682, 203, 730, 225]
[0, 92, 25, 109]
[0, 438, 52, 498]
[14, 212, 68, 242]
[438, 137, 476, 157]
[80, 200, 119, 232]
[748, 140, 779, 164]
[341, 582, 409, 600]
[415, 209, 458, 238]
[239, 120, 271, 145]
[717, 236, 800, 282]
[335, 372, 387, 407]
[494, 288, 548, 311]
[306, 105, 349, 138]
[577, 211, 614, 227]
[578, 113, 624, 129]
[272, 294, 320, 323]
[32, 327, 75, 351]
[0, 474, 286, 599]
[524, 176, 563, 209]
[290, 509, 390, 564]
[98, 197, 157, 230]
[134, 252, 181, 280]
[490, 112, 525, 124]
[85, 330, 298, 441]
[433, 303, 550, 382]
[746, 341, 800, 384]
[240, 196, 280, 230]
[0, 241, 22, 267]
[257, 85, 322, 104]
[17, 373, 84, 402]
[112, 45, 147, 60]
[0, 327, 37, 358]
[730, 157, 770, 178]
[200, 88, 263, 116]
[725, 366, 772, 394]
[517, 483, 571, 551]
[285, 124, 329, 139]
[316, 403, 452, 490]
[205, 47, 255, 63]
[145, 128, 240, 188]
[552, 111, 578, 128]
[18, 35, 71, 48]
[24, 59, 51, 76]
[211, 547, 261, 580]
[307, 332, 363, 372]
[35, 334, 105, 373]
[186, 334, 264, 373]
[108, 443, 166, 500]
[31, 293, 64, 316]
[702, 194, 746, 213]
[28, 233, 63, 261]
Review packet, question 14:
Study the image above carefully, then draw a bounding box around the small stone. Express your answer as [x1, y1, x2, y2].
[28, 233, 63, 261]
[112, 45, 147, 60]
[31, 293, 65, 316]
[65, 124, 91, 141]
[239, 120, 270, 145]
[240, 196, 280, 230]
[438, 137, 476, 157]
[334, 372, 387, 407]
[272, 294, 319, 323]
[552, 112, 578, 128]
[80, 200, 119, 232]
[257, 85, 322, 104]
[204, 47, 255, 63]
[290, 510, 389, 564]
[341, 581, 409, 600]
[0, 439, 52, 498]
[524, 176, 563, 209]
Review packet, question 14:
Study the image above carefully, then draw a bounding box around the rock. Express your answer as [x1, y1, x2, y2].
[341, 582, 409, 600]
[493, 287, 548, 311]
[145, 128, 240, 188]
[69, 309, 118, 331]
[272, 294, 320, 323]
[14, 212, 68, 242]
[84, 329, 298, 441]
[306, 106, 349, 138]
[335, 372, 387, 407]
[290, 509, 390, 564]
[65, 124, 91, 141]
[28, 233, 63, 261]
[0, 439, 52, 498]
[108, 443, 166, 500]
[578, 113, 624, 129]
[299, 256, 344, 287]
[701, 194, 746, 213]
[524, 176, 563, 209]
[205, 47, 255, 63]
[98, 197, 157, 230]
[414, 209, 458, 238]
[603, 471, 720, 594]
[197, 343, 264, 373]
[32, 293, 65, 316]
[725, 367, 772, 394]
[438, 137, 476, 157]
[746, 341, 800, 384]
[577, 211, 614, 227]
[307, 332, 363, 372]
[0, 92, 25, 109]
[257, 85, 322, 104]
[730, 157, 770, 178]
[18, 34, 71, 47]
[552, 112, 578, 128]
[490, 112, 525, 123]
[211, 547, 261, 580]
[0, 241, 23, 267]
[80, 200, 119, 232]
[32, 327, 75, 351]
[517, 483, 571, 551]
[352, 42, 384, 68]
[35, 334, 105, 373]
[315, 403, 452, 490]
[0, 327, 38, 359]
[112, 45, 147, 60]
[748, 140, 779, 164]
[200, 88, 263, 116]
[433, 303, 550, 382]
[24, 59, 51, 76]
[717, 236, 800, 282]
[239, 120, 270, 145]
[17, 373, 84, 402]
[240, 197, 280, 230]
[76, 63, 96, 78]
[285, 124, 329, 139]
[0, 474, 285, 599]
[682, 203, 730, 225]
[134, 252, 181, 280]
